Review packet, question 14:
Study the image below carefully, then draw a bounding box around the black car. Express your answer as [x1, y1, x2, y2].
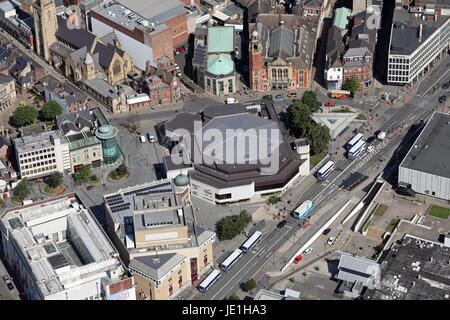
[6, 282, 14, 290]
[442, 81, 450, 90]
[322, 228, 331, 235]
[438, 95, 447, 103]
[277, 220, 287, 228]
[2, 275, 9, 282]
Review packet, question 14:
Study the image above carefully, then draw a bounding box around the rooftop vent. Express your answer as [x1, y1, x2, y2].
[153, 257, 160, 264]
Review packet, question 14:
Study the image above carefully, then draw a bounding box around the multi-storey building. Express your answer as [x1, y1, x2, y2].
[0, 0, 35, 50]
[0, 73, 16, 111]
[13, 129, 71, 179]
[248, 14, 319, 91]
[325, 26, 346, 90]
[387, 2, 450, 85]
[0, 194, 134, 300]
[103, 179, 216, 300]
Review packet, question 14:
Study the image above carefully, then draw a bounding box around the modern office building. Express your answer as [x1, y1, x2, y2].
[387, 3, 450, 85]
[162, 102, 309, 205]
[94, 125, 120, 165]
[13, 129, 71, 179]
[102, 180, 216, 299]
[398, 112, 450, 201]
[0, 194, 134, 300]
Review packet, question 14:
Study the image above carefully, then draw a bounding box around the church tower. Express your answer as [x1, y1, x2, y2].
[25, 0, 58, 62]
[249, 31, 263, 91]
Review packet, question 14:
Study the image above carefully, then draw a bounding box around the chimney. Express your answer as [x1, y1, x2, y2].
[419, 24, 423, 42]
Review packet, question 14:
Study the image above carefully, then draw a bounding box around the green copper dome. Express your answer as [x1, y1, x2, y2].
[174, 174, 189, 186]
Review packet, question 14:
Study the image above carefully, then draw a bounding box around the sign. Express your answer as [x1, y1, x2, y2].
[107, 288, 136, 300]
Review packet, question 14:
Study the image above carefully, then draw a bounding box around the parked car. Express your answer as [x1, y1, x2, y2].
[293, 254, 302, 264]
[325, 102, 335, 107]
[176, 46, 184, 53]
[438, 95, 447, 103]
[147, 131, 155, 143]
[226, 97, 238, 104]
[277, 220, 287, 228]
[2, 275, 9, 282]
[322, 228, 331, 235]
[442, 81, 450, 89]
[139, 135, 146, 143]
[303, 248, 313, 255]
[367, 145, 374, 152]
[275, 94, 286, 99]
[287, 92, 297, 98]
[327, 237, 335, 245]
[6, 282, 13, 290]
[177, 69, 182, 77]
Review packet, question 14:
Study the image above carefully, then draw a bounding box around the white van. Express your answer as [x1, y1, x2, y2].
[139, 135, 146, 143]
[147, 131, 155, 143]
[226, 98, 238, 104]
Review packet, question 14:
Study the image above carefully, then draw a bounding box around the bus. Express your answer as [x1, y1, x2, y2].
[197, 269, 221, 293]
[329, 90, 352, 99]
[316, 160, 335, 181]
[346, 132, 364, 150]
[241, 231, 262, 253]
[293, 200, 314, 219]
[348, 140, 366, 160]
[220, 249, 243, 271]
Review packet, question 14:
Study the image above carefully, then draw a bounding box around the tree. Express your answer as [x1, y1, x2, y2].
[116, 163, 128, 176]
[262, 95, 273, 102]
[41, 101, 63, 120]
[46, 172, 63, 189]
[229, 294, 240, 300]
[76, 165, 92, 183]
[267, 195, 281, 205]
[12, 106, 38, 127]
[307, 123, 331, 154]
[14, 178, 32, 199]
[288, 101, 312, 138]
[301, 91, 320, 113]
[244, 279, 257, 292]
[343, 77, 360, 93]
[218, 210, 252, 240]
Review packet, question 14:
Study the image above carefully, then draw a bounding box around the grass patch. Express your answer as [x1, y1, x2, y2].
[428, 205, 450, 220]
[373, 204, 388, 217]
[261, 191, 281, 199]
[387, 219, 399, 233]
[394, 195, 425, 204]
[332, 107, 352, 113]
[363, 219, 372, 232]
[310, 153, 326, 168]
[356, 113, 367, 120]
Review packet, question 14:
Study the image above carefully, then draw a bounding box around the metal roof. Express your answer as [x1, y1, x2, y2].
[207, 27, 234, 53]
[207, 53, 234, 75]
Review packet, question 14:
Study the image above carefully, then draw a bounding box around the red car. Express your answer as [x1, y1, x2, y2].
[325, 102, 335, 107]
[176, 46, 184, 53]
[293, 255, 302, 264]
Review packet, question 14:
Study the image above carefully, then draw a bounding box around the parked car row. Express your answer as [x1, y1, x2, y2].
[2, 274, 14, 291]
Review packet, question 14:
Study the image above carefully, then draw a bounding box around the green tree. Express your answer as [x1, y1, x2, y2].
[267, 195, 281, 205]
[288, 101, 312, 138]
[229, 294, 240, 300]
[343, 77, 360, 93]
[218, 210, 252, 240]
[76, 165, 92, 183]
[46, 172, 63, 189]
[12, 106, 38, 127]
[14, 178, 32, 199]
[41, 101, 63, 120]
[301, 91, 320, 113]
[244, 279, 257, 292]
[307, 123, 331, 154]
[262, 95, 273, 102]
[116, 163, 128, 176]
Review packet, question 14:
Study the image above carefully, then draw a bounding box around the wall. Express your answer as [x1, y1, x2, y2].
[166, 13, 188, 46]
[399, 166, 450, 201]
[190, 177, 254, 204]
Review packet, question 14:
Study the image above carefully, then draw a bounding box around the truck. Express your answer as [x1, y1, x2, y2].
[377, 131, 386, 141]
[147, 131, 155, 143]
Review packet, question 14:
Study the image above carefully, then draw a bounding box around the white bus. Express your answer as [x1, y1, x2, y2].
[346, 133, 364, 150]
[348, 140, 366, 160]
[241, 231, 262, 253]
[197, 269, 221, 293]
[293, 200, 314, 219]
[316, 160, 335, 181]
[220, 249, 243, 271]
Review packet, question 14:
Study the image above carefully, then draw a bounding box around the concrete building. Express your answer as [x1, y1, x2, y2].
[387, 3, 450, 85]
[0, 0, 35, 50]
[0, 73, 16, 111]
[248, 14, 319, 91]
[13, 129, 71, 179]
[162, 102, 309, 205]
[193, 26, 238, 96]
[0, 193, 134, 300]
[399, 112, 450, 201]
[254, 288, 301, 300]
[103, 179, 216, 299]
[365, 234, 450, 300]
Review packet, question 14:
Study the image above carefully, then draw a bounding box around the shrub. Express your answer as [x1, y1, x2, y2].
[244, 279, 257, 292]
[219, 210, 253, 240]
[41, 101, 63, 120]
[229, 294, 240, 300]
[116, 163, 128, 176]
[14, 178, 32, 199]
[46, 172, 63, 189]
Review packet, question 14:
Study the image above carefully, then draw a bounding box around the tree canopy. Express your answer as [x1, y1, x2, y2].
[14, 178, 32, 199]
[116, 163, 128, 176]
[46, 172, 63, 189]
[41, 101, 63, 120]
[343, 77, 360, 93]
[219, 210, 252, 240]
[12, 106, 38, 127]
[76, 165, 92, 183]
[301, 91, 320, 113]
[244, 279, 257, 292]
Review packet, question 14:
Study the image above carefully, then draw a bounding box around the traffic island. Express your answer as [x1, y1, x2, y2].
[41, 184, 66, 196]
[107, 171, 130, 183]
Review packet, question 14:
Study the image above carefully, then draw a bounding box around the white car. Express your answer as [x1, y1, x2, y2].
[303, 248, 313, 255]
[367, 145, 374, 152]
[226, 97, 238, 104]
[139, 135, 146, 143]
[327, 237, 335, 245]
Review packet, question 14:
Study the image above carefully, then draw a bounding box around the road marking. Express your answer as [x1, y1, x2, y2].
[420, 68, 450, 98]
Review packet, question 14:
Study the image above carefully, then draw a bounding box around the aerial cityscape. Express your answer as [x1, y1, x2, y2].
[0, 0, 449, 304]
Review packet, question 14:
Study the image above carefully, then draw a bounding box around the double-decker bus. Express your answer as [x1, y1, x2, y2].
[240, 231, 262, 253]
[316, 160, 335, 181]
[220, 249, 243, 271]
[293, 200, 314, 219]
[197, 269, 221, 293]
[329, 90, 352, 99]
[346, 132, 364, 150]
[348, 140, 366, 160]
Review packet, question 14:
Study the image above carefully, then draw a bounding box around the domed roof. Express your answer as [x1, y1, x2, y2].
[174, 174, 189, 186]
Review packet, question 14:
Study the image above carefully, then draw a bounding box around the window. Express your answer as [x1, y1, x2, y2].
[278, 69, 282, 78]
[178, 275, 183, 288]
[228, 79, 233, 92]
[272, 69, 276, 78]
[283, 69, 288, 78]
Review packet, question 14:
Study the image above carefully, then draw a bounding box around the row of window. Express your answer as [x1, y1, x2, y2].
[20, 153, 55, 164]
[389, 63, 409, 70]
[22, 165, 57, 176]
[344, 66, 369, 73]
[344, 56, 370, 62]
[344, 73, 371, 80]
[388, 76, 408, 83]
[389, 57, 409, 64]
[22, 159, 56, 169]
[19, 148, 55, 158]
[389, 70, 408, 76]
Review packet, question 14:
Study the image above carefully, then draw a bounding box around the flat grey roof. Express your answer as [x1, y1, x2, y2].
[400, 112, 450, 179]
[129, 253, 186, 280]
[115, 0, 185, 22]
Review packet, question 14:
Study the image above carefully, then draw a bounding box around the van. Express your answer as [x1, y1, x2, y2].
[147, 131, 155, 143]
[139, 135, 146, 143]
[226, 98, 238, 104]
[22, 199, 33, 205]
